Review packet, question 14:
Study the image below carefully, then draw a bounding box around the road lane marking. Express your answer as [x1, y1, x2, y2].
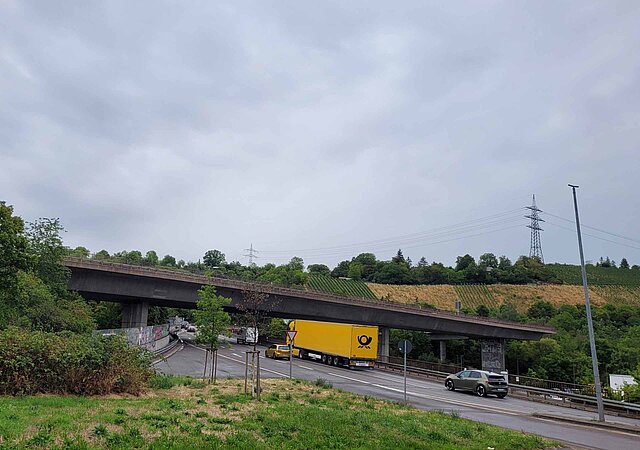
[215, 352, 290, 378]
[328, 372, 371, 384]
[368, 383, 521, 416]
[187, 343, 518, 417]
[232, 353, 242, 357]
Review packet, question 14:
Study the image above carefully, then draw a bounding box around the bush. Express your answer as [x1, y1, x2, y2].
[148, 374, 194, 390]
[314, 378, 333, 389]
[0, 327, 152, 395]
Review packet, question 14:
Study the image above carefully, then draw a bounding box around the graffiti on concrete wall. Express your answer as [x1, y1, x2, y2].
[481, 340, 505, 373]
[94, 324, 169, 350]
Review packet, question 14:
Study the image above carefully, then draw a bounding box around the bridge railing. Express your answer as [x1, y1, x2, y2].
[64, 258, 554, 333]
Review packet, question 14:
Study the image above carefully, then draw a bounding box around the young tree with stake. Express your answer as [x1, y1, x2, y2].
[193, 285, 231, 383]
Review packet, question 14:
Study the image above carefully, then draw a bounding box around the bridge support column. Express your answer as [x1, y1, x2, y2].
[377, 326, 389, 359]
[121, 301, 149, 328]
[481, 339, 506, 373]
[439, 341, 446, 363]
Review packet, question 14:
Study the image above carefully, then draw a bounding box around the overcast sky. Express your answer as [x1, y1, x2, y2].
[1, 1, 639, 268]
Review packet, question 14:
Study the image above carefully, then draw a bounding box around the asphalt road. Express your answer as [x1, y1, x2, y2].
[155, 334, 640, 450]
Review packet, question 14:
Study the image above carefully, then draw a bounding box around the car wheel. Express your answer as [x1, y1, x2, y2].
[445, 380, 455, 391]
[476, 385, 486, 397]
[497, 394, 507, 399]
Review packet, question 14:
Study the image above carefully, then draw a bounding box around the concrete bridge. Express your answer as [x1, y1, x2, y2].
[65, 258, 554, 367]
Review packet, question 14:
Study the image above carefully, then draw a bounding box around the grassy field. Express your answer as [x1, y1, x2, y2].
[368, 283, 640, 313]
[0, 377, 554, 449]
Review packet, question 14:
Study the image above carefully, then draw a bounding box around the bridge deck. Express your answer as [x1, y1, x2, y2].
[64, 258, 554, 339]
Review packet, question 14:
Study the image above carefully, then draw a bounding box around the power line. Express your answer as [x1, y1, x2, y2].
[259, 208, 526, 256]
[544, 211, 640, 245]
[261, 222, 527, 264]
[545, 220, 640, 251]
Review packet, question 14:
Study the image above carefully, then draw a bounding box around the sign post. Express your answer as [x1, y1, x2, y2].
[398, 339, 413, 402]
[286, 330, 297, 379]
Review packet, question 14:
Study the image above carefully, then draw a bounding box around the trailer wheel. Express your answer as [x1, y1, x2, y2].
[327, 356, 333, 365]
[321, 355, 327, 364]
[333, 357, 339, 367]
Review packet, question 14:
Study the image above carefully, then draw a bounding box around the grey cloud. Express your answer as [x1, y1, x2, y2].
[1, 0, 639, 267]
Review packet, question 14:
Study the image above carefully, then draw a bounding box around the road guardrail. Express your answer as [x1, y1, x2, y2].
[376, 360, 640, 418]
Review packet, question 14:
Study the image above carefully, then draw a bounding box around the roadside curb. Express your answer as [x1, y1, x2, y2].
[532, 412, 640, 435]
[152, 338, 183, 364]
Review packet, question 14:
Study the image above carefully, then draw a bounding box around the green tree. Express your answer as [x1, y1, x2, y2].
[160, 254, 176, 267]
[527, 300, 556, 322]
[348, 262, 363, 280]
[498, 256, 512, 270]
[25, 217, 69, 295]
[69, 246, 90, 258]
[455, 254, 476, 271]
[193, 285, 231, 382]
[93, 250, 110, 260]
[476, 304, 490, 317]
[0, 202, 32, 309]
[392, 249, 407, 266]
[144, 250, 159, 266]
[331, 260, 350, 278]
[373, 262, 411, 284]
[620, 258, 630, 269]
[264, 318, 288, 339]
[203, 249, 226, 269]
[307, 264, 331, 276]
[479, 253, 498, 269]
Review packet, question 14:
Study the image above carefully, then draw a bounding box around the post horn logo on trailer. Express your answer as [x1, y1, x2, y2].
[357, 335, 373, 349]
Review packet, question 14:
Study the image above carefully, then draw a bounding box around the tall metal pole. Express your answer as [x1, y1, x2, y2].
[403, 341, 407, 403]
[569, 184, 605, 422]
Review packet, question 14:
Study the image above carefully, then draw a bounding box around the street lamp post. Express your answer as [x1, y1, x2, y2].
[569, 184, 605, 422]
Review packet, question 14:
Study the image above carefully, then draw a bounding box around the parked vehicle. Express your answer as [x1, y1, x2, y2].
[236, 327, 258, 345]
[187, 324, 197, 333]
[445, 370, 509, 398]
[265, 344, 291, 359]
[288, 320, 378, 369]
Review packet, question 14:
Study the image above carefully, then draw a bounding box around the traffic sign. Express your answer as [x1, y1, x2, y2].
[398, 339, 412, 354]
[286, 330, 297, 342]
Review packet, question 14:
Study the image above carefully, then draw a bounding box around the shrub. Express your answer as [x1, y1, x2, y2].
[314, 378, 333, 389]
[0, 327, 152, 395]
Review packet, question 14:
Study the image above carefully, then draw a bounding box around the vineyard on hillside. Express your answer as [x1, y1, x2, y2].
[453, 285, 498, 310]
[366, 282, 640, 313]
[307, 275, 376, 299]
[547, 264, 640, 286]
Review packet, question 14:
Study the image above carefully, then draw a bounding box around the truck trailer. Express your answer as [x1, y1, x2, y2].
[287, 320, 378, 369]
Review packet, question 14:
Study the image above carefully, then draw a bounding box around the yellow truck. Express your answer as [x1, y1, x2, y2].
[287, 320, 378, 369]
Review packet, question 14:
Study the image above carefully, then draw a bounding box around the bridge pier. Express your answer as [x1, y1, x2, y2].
[439, 341, 446, 363]
[377, 326, 389, 358]
[121, 301, 149, 328]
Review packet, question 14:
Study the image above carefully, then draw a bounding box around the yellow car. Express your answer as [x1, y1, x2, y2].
[265, 344, 291, 360]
